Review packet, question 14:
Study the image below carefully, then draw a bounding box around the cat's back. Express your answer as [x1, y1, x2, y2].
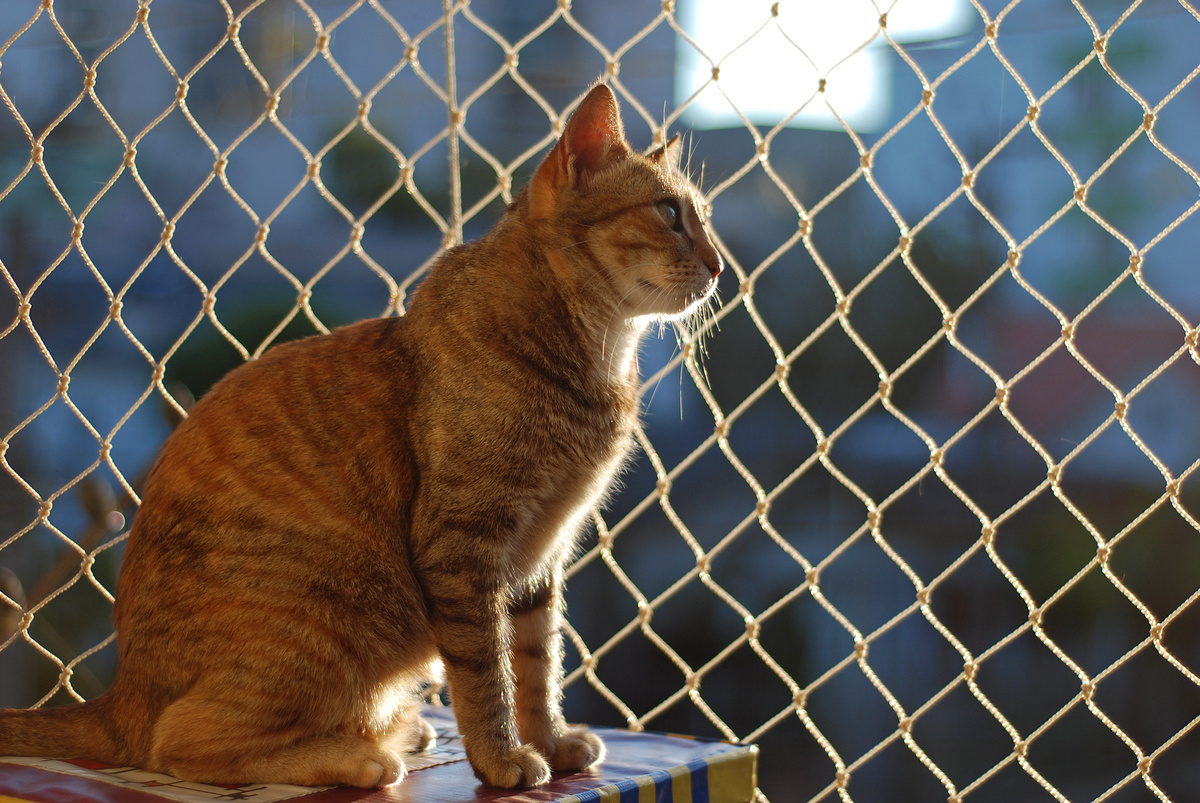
[120, 317, 422, 591]
[150, 316, 417, 500]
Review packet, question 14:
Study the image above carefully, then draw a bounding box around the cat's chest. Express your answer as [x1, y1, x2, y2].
[507, 399, 636, 578]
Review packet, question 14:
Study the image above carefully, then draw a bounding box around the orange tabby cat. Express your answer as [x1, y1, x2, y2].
[0, 83, 721, 789]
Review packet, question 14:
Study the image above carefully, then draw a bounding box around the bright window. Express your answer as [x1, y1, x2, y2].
[677, 0, 972, 131]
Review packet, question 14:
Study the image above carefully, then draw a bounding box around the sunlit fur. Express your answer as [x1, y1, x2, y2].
[0, 84, 721, 790]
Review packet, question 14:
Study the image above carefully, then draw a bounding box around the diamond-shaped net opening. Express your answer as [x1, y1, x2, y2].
[3, 1, 1200, 801]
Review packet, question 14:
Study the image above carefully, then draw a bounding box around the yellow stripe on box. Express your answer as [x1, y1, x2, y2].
[639, 774, 657, 803]
[706, 744, 759, 802]
[669, 761, 693, 803]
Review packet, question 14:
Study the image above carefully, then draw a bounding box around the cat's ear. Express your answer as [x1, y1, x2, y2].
[530, 84, 631, 216]
[648, 133, 683, 171]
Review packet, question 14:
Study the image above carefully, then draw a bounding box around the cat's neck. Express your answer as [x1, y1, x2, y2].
[591, 313, 645, 389]
[410, 232, 643, 398]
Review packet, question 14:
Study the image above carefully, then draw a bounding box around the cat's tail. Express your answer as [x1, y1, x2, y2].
[0, 694, 130, 762]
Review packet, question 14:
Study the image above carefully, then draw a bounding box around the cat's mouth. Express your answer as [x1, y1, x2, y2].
[633, 271, 718, 321]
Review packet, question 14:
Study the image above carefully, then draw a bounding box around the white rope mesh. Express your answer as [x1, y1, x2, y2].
[2, 1, 1199, 801]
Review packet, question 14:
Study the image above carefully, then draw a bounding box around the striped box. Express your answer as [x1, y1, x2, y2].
[1, 705, 757, 803]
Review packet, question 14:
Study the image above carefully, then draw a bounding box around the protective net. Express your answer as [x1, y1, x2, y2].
[1, 1, 1199, 801]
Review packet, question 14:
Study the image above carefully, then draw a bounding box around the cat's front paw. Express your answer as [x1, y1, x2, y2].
[542, 726, 606, 773]
[470, 743, 551, 788]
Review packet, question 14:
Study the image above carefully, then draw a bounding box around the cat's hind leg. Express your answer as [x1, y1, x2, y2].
[148, 693, 407, 788]
[380, 699, 437, 755]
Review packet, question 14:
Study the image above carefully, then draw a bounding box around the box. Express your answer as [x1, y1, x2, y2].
[0, 705, 757, 803]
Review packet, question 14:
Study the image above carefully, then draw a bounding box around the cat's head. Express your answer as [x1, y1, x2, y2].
[526, 83, 722, 324]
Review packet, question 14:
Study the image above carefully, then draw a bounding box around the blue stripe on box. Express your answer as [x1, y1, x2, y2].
[651, 769, 673, 800]
[687, 759, 710, 802]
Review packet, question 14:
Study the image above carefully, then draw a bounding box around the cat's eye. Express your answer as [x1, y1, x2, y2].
[656, 200, 684, 233]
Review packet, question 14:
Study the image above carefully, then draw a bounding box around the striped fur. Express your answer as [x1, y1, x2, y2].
[0, 84, 721, 789]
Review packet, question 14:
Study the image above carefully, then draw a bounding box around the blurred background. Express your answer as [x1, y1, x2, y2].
[1, 1, 1199, 801]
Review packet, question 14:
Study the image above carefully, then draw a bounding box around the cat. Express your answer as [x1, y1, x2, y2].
[0, 82, 722, 789]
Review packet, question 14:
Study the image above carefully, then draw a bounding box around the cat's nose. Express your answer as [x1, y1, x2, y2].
[707, 254, 723, 278]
